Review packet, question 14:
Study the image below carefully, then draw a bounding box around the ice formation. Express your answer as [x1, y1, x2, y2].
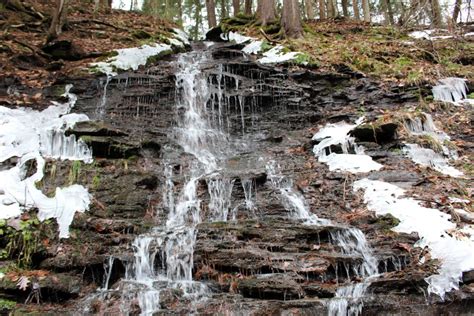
[0, 85, 92, 238]
[403, 113, 462, 177]
[312, 118, 382, 173]
[432, 77, 472, 105]
[403, 144, 463, 177]
[354, 179, 474, 299]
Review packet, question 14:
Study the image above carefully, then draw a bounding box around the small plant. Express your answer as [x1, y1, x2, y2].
[0, 299, 16, 310]
[92, 175, 101, 189]
[68, 161, 82, 184]
[0, 216, 51, 268]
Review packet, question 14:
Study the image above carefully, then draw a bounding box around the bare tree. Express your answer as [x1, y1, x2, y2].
[319, 0, 326, 19]
[244, 0, 252, 14]
[281, 0, 303, 37]
[452, 0, 462, 22]
[206, 0, 217, 27]
[362, 0, 370, 21]
[352, 0, 360, 19]
[233, 0, 240, 15]
[430, 0, 442, 26]
[257, 0, 276, 25]
[327, 0, 335, 17]
[94, 0, 111, 12]
[305, 0, 315, 19]
[221, 0, 228, 18]
[48, 0, 68, 41]
[341, 0, 349, 16]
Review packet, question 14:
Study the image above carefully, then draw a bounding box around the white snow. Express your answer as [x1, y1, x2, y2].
[312, 118, 382, 173]
[172, 28, 190, 46]
[449, 197, 470, 204]
[220, 31, 253, 44]
[432, 77, 470, 105]
[0, 85, 92, 238]
[354, 178, 474, 300]
[91, 43, 172, 76]
[242, 40, 264, 55]
[408, 29, 453, 40]
[258, 45, 301, 64]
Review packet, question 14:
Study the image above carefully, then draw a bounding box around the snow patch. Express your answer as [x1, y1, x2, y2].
[242, 40, 264, 55]
[312, 118, 382, 174]
[220, 31, 253, 44]
[0, 85, 92, 238]
[258, 45, 301, 64]
[91, 43, 172, 76]
[172, 28, 190, 46]
[408, 29, 453, 40]
[354, 179, 474, 299]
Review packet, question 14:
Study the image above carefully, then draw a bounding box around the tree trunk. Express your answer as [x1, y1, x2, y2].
[430, 0, 442, 27]
[452, 0, 461, 22]
[177, 0, 183, 26]
[341, 0, 349, 16]
[327, 0, 335, 17]
[386, 0, 394, 24]
[221, 0, 228, 18]
[305, 0, 315, 19]
[48, 0, 68, 41]
[193, 0, 202, 38]
[244, 0, 252, 14]
[319, 0, 326, 19]
[257, 0, 276, 25]
[233, 0, 240, 16]
[352, 0, 360, 19]
[362, 0, 370, 22]
[281, 0, 303, 38]
[206, 0, 217, 28]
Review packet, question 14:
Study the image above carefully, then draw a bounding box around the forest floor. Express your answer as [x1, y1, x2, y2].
[0, 2, 473, 314]
[0, 0, 176, 107]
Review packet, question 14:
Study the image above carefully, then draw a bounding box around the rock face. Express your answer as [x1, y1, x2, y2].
[1, 42, 472, 315]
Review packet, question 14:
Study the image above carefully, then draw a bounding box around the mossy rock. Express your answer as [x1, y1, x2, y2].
[349, 122, 398, 144]
[132, 30, 153, 40]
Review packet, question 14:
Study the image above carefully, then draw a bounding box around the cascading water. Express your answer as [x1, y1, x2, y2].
[265, 159, 378, 316]
[119, 50, 246, 315]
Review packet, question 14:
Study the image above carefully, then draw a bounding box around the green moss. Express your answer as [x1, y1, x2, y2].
[145, 49, 173, 66]
[0, 299, 16, 310]
[92, 175, 101, 190]
[132, 30, 153, 40]
[375, 214, 400, 231]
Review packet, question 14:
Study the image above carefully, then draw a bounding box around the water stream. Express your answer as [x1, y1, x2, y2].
[89, 45, 380, 316]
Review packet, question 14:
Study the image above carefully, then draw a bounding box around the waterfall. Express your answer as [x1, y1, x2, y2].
[120, 50, 245, 315]
[265, 159, 378, 315]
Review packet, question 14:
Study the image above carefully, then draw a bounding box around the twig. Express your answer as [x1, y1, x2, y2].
[259, 28, 280, 44]
[69, 19, 128, 32]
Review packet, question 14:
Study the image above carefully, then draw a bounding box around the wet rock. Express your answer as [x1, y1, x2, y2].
[66, 121, 128, 137]
[237, 274, 304, 300]
[349, 122, 398, 144]
[205, 26, 225, 42]
[463, 269, 474, 284]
